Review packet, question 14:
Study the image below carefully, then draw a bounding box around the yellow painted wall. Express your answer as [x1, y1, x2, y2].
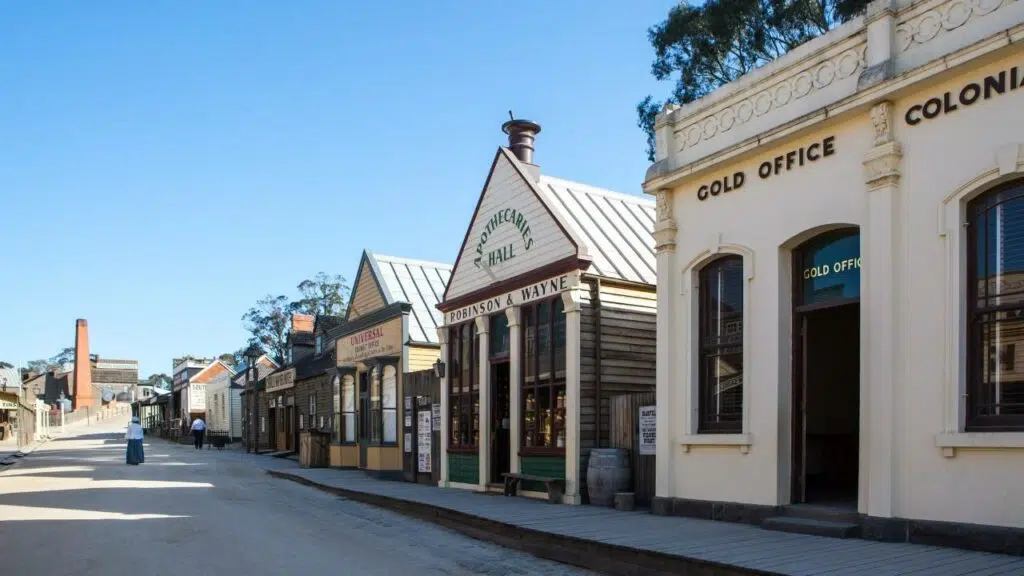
[407, 345, 440, 372]
[348, 260, 386, 320]
[365, 446, 402, 471]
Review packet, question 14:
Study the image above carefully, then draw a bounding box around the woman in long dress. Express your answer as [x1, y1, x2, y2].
[125, 416, 145, 465]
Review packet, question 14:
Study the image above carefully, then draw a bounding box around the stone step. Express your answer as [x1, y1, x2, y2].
[781, 504, 861, 524]
[761, 516, 860, 539]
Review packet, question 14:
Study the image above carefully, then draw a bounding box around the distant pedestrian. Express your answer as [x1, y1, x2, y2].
[125, 416, 145, 465]
[190, 417, 206, 449]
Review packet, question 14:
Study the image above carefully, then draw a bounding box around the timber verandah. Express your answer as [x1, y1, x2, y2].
[267, 464, 1024, 576]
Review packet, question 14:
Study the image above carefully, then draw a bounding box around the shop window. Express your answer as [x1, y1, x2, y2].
[315, 335, 323, 355]
[966, 179, 1024, 431]
[341, 374, 356, 442]
[448, 323, 479, 449]
[698, 255, 745, 433]
[382, 365, 397, 443]
[490, 313, 510, 358]
[521, 297, 567, 451]
[369, 366, 382, 443]
[332, 375, 342, 443]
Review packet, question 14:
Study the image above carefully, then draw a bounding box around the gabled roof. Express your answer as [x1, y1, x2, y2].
[441, 147, 655, 305]
[189, 360, 235, 384]
[347, 250, 452, 345]
[537, 174, 656, 285]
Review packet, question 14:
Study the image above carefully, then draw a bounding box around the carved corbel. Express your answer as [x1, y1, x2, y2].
[864, 101, 903, 190]
[654, 188, 678, 253]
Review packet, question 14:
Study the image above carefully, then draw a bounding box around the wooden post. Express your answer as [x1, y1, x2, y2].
[506, 306, 522, 474]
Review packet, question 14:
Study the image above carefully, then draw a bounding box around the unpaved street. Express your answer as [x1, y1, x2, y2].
[0, 418, 592, 576]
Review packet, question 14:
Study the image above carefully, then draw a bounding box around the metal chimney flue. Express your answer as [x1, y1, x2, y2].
[502, 113, 542, 165]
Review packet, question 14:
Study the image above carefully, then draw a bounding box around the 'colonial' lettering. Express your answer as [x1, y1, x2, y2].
[905, 64, 1022, 126]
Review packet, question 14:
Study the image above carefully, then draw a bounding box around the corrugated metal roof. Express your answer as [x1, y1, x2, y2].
[367, 252, 452, 344]
[537, 175, 657, 285]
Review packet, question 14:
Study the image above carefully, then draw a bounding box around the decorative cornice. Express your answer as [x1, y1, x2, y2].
[895, 0, 1015, 53]
[671, 42, 867, 153]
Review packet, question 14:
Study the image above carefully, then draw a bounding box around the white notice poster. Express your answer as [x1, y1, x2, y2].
[417, 410, 432, 473]
[639, 405, 656, 456]
[404, 432, 412, 452]
[431, 403, 441, 430]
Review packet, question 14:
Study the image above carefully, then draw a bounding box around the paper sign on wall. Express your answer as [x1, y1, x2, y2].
[639, 405, 656, 456]
[417, 411, 432, 473]
[404, 432, 412, 453]
[432, 404, 441, 430]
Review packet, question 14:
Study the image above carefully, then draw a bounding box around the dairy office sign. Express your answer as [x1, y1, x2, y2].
[444, 271, 580, 324]
[337, 317, 403, 364]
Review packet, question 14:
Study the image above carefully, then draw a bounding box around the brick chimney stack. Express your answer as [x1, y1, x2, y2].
[291, 313, 314, 334]
[72, 319, 96, 409]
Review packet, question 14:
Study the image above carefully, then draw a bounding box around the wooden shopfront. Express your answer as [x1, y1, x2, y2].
[264, 367, 296, 452]
[329, 250, 452, 480]
[436, 120, 658, 504]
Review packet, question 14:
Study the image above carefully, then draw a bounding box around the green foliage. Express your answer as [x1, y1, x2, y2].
[218, 353, 237, 367]
[141, 373, 172, 390]
[241, 295, 293, 366]
[24, 346, 77, 375]
[637, 0, 869, 161]
[239, 273, 349, 366]
[294, 272, 350, 319]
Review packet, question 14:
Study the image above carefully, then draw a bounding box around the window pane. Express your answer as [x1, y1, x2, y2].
[461, 326, 472, 393]
[976, 315, 1024, 417]
[973, 191, 1024, 310]
[538, 301, 552, 377]
[383, 409, 397, 443]
[344, 413, 355, 442]
[524, 306, 535, 381]
[383, 366, 397, 409]
[554, 298, 566, 375]
[342, 375, 354, 412]
[491, 313, 510, 356]
[699, 256, 744, 433]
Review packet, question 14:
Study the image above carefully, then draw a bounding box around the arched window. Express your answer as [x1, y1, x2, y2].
[698, 255, 745, 433]
[966, 180, 1024, 431]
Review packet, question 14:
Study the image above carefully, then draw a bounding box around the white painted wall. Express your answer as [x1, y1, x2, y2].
[445, 149, 576, 300]
[650, 1, 1024, 529]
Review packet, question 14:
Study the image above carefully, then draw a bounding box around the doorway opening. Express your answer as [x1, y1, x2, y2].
[791, 228, 861, 509]
[490, 361, 511, 484]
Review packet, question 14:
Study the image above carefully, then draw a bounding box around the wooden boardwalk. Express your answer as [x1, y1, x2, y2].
[270, 466, 1024, 575]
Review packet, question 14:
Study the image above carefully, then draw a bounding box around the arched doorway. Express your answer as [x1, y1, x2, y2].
[791, 227, 860, 507]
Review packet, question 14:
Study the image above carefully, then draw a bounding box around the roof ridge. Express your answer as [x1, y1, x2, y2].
[367, 251, 453, 270]
[539, 174, 654, 206]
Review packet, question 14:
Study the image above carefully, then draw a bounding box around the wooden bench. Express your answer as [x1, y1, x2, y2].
[502, 473, 564, 503]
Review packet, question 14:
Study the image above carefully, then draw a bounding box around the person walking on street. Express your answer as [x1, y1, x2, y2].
[190, 416, 206, 449]
[125, 416, 145, 465]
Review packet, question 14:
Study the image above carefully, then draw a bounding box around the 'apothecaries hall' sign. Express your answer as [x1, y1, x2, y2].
[337, 317, 403, 364]
[473, 208, 534, 268]
[445, 271, 580, 324]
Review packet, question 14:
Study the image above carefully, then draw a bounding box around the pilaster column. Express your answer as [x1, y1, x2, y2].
[506, 306, 522, 474]
[653, 188, 679, 507]
[562, 288, 583, 504]
[437, 327, 450, 486]
[862, 101, 903, 518]
[475, 316, 491, 488]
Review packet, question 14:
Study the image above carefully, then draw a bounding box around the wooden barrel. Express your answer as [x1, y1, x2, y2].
[586, 448, 631, 507]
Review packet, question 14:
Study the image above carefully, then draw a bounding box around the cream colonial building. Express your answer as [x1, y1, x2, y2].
[644, 0, 1024, 552]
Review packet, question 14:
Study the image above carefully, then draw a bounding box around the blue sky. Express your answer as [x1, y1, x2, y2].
[0, 1, 678, 377]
